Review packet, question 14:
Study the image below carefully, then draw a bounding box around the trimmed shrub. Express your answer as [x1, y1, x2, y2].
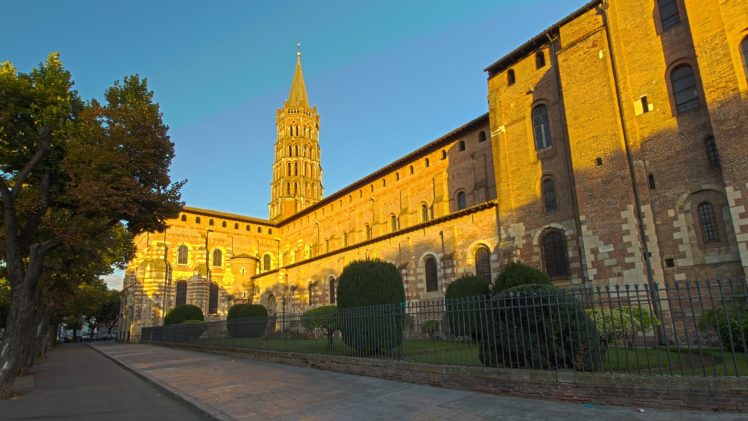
[337, 260, 405, 356]
[226, 304, 268, 338]
[699, 304, 748, 352]
[179, 320, 205, 341]
[164, 304, 204, 326]
[492, 261, 551, 294]
[479, 284, 601, 371]
[420, 320, 440, 340]
[445, 275, 491, 340]
[586, 306, 660, 348]
[300, 306, 338, 352]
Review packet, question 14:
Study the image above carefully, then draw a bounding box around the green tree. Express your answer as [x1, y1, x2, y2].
[0, 53, 183, 398]
[300, 306, 338, 352]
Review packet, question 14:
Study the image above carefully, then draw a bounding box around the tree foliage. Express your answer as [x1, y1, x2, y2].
[300, 305, 338, 352]
[0, 53, 183, 398]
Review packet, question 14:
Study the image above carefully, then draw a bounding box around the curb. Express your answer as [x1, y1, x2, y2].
[86, 343, 230, 421]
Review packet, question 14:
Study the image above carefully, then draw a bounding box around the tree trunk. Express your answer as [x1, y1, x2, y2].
[0, 280, 36, 399]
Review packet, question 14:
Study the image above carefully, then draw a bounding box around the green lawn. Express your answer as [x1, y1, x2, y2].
[190, 335, 748, 376]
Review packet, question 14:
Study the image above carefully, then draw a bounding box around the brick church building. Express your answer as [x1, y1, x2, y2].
[120, 0, 748, 340]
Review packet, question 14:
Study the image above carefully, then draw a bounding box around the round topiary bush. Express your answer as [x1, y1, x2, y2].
[179, 319, 205, 341]
[337, 260, 405, 356]
[445, 275, 491, 340]
[492, 261, 552, 294]
[226, 303, 268, 338]
[300, 305, 339, 352]
[479, 284, 601, 371]
[164, 304, 204, 326]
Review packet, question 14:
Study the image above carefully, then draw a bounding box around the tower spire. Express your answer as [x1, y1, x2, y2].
[270, 46, 322, 221]
[287, 44, 309, 107]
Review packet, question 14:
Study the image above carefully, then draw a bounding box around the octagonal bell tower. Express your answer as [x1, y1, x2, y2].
[269, 46, 322, 221]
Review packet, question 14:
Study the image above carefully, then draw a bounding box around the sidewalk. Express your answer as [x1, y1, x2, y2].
[91, 342, 741, 420]
[1, 343, 204, 420]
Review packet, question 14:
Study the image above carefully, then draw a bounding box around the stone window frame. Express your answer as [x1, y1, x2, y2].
[455, 190, 467, 211]
[687, 191, 730, 249]
[329, 276, 336, 304]
[541, 176, 558, 214]
[262, 253, 273, 271]
[208, 282, 219, 314]
[390, 214, 399, 232]
[212, 248, 223, 267]
[539, 228, 570, 280]
[532, 103, 553, 152]
[665, 59, 705, 116]
[175, 280, 188, 306]
[420, 202, 430, 223]
[423, 254, 439, 293]
[474, 245, 492, 282]
[656, 0, 682, 31]
[177, 245, 189, 265]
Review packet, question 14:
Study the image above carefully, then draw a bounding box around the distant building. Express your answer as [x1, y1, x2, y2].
[120, 0, 748, 341]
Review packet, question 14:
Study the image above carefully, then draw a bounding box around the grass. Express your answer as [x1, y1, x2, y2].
[189, 335, 748, 376]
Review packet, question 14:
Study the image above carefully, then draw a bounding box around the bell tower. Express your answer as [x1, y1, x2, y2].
[269, 46, 323, 221]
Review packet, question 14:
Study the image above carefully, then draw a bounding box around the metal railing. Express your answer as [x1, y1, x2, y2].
[141, 279, 748, 377]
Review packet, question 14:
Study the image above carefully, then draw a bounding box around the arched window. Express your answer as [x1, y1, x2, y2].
[409, 165, 414, 174]
[532, 104, 552, 151]
[175, 280, 187, 306]
[212, 249, 222, 266]
[209, 219, 214, 226]
[396, 172, 400, 181]
[221, 221, 226, 228]
[741, 37, 748, 80]
[246, 224, 250, 231]
[425, 256, 438, 292]
[441, 150, 447, 160]
[507, 69, 516, 86]
[180, 214, 186, 221]
[456, 191, 467, 211]
[263, 254, 272, 271]
[287, 162, 291, 176]
[329, 277, 336, 304]
[697, 202, 720, 243]
[540, 229, 570, 279]
[705, 136, 720, 168]
[177, 245, 188, 265]
[234, 223, 238, 229]
[459, 140, 466, 152]
[421, 204, 430, 223]
[294, 162, 298, 176]
[208, 282, 219, 314]
[364, 224, 372, 240]
[478, 130, 487, 143]
[542, 178, 557, 212]
[658, 0, 681, 30]
[425, 158, 430, 168]
[390, 214, 399, 232]
[308, 283, 315, 306]
[474, 246, 491, 282]
[671, 65, 699, 113]
[535, 51, 546, 69]
[343, 231, 348, 247]
[195, 217, 201, 224]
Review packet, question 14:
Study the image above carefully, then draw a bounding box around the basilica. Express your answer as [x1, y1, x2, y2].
[121, 0, 748, 341]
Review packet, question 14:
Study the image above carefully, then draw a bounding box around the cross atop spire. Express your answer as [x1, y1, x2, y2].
[286, 45, 309, 107]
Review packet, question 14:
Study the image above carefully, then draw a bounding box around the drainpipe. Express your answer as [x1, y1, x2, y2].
[599, 0, 664, 341]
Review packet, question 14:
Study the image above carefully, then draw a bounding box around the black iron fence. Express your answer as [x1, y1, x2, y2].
[141, 279, 748, 377]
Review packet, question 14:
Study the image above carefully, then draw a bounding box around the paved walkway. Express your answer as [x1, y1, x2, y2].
[90, 342, 740, 420]
[1, 342, 205, 420]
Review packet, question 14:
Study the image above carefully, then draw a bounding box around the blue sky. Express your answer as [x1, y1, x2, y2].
[2, 0, 588, 287]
